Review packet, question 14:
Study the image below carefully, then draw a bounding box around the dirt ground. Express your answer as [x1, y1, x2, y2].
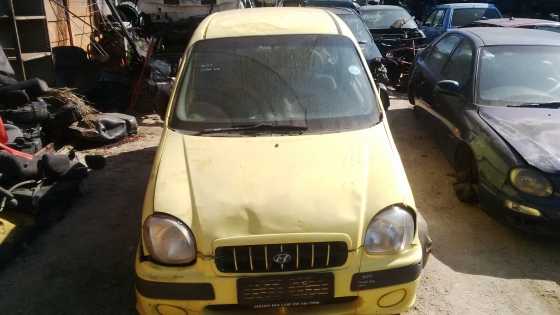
[0, 97, 559, 315]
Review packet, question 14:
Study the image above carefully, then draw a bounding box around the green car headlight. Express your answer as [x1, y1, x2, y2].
[510, 168, 553, 198]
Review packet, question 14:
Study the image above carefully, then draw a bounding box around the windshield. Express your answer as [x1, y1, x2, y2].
[170, 35, 379, 134]
[478, 46, 560, 106]
[305, 0, 355, 9]
[339, 13, 372, 43]
[451, 8, 501, 27]
[360, 8, 417, 29]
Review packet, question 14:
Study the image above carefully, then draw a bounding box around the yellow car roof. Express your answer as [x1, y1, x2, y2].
[191, 7, 350, 43]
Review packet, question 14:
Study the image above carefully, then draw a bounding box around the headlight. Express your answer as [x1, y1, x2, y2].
[143, 213, 197, 265]
[510, 168, 553, 197]
[364, 205, 415, 254]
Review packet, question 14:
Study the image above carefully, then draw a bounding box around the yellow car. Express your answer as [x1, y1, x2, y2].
[136, 7, 430, 315]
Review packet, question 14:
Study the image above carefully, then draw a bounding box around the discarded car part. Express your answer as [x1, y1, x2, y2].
[69, 113, 138, 145]
[0, 79, 50, 99]
[0, 143, 33, 160]
[117, 1, 144, 28]
[382, 42, 423, 90]
[7, 125, 43, 154]
[359, 5, 426, 89]
[0, 117, 7, 144]
[0, 100, 50, 124]
[0, 181, 38, 213]
[0, 186, 18, 210]
[103, 0, 143, 61]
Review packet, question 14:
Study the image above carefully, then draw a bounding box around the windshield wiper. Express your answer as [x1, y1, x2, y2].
[195, 123, 308, 135]
[506, 102, 560, 109]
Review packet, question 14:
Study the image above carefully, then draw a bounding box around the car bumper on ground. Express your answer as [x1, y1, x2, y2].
[135, 244, 423, 315]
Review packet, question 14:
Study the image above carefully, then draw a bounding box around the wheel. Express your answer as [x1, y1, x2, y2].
[453, 146, 479, 203]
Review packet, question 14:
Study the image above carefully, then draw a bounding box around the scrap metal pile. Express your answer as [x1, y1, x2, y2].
[0, 45, 136, 229]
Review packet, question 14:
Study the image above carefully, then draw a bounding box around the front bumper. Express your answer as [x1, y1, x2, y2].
[135, 244, 423, 315]
[479, 183, 560, 234]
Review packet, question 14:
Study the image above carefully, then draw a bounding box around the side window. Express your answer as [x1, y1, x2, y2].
[442, 40, 474, 85]
[425, 35, 462, 74]
[433, 9, 445, 27]
[424, 10, 437, 26]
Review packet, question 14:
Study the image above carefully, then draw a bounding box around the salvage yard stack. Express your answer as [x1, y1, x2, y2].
[0, 37, 138, 265]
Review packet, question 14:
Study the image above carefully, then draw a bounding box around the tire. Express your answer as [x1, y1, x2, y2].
[453, 146, 479, 203]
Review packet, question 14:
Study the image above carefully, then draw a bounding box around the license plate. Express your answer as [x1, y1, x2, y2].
[237, 273, 334, 309]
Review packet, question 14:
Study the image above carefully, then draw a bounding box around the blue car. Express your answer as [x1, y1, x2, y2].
[421, 3, 502, 42]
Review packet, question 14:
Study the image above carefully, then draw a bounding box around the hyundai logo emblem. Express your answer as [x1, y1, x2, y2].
[273, 252, 292, 265]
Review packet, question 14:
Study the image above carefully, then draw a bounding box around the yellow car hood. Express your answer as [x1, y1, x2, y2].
[151, 123, 414, 255]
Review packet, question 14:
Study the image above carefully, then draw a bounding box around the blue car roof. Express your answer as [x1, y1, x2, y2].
[435, 3, 496, 9]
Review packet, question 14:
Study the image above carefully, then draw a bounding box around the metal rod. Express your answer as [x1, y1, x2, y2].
[311, 244, 315, 268]
[296, 244, 299, 269]
[326, 244, 330, 266]
[249, 247, 253, 272]
[48, 0, 101, 33]
[280, 244, 284, 271]
[233, 248, 238, 272]
[264, 245, 269, 271]
[61, 0, 75, 46]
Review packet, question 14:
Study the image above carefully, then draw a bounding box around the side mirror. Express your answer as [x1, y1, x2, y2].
[434, 80, 461, 97]
[416, 19, 423, 26]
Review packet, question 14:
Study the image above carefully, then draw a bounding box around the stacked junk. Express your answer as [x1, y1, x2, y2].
[0, 44, 137, 254]
[0, 0, 195, 261]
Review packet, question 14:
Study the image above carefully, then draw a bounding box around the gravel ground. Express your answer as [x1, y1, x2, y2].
[0, 97, 558, 315]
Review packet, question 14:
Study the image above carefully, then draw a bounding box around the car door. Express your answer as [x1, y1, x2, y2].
[412, 34, 462, 111]
[421, 8, 446, 42]
[435, 38, 475, 160]
[410, 34, 462, 157]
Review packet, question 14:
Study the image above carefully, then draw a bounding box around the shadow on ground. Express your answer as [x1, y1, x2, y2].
[0, 147, 156, 315]
[388, 105, 560, 285]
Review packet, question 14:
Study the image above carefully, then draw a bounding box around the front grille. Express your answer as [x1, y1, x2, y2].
[237, 273, 334, 307]
[215, 242, 348, 273]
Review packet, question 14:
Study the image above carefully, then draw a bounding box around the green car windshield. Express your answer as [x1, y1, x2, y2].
[478, 45, 560, 106]
[170, 35, 379, 134]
